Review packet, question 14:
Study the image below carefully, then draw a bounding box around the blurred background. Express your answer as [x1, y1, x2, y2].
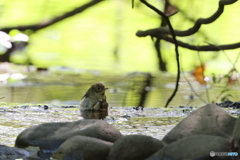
[0, 0, 240, 107]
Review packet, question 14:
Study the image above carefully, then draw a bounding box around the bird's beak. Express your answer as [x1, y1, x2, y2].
[105, 88, 108, 90]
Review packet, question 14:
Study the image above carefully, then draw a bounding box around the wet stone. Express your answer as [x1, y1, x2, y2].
[52, 135, 113, 160]
[108, 135, 164, 160]
[15, 119, 122, 158]
[146, 135, 230, 160]
[0, 145, 30, 160]
[162, 104, 236, 144]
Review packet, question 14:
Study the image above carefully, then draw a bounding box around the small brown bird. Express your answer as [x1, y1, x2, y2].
[80, 83, 108, 111]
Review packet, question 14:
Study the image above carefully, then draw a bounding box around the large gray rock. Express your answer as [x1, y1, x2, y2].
[146, 135, 231, 160]
[108, 135, 164, 160]
[162, 104, 236, 144]
[230, 115, 240, 152]
[52, 135, 113, 160]
[0, 145, 30, 160]
[22, 155, 44, 160]
[15, 119, 122, 151]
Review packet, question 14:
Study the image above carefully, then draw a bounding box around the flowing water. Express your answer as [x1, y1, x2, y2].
[0, 66, 240, 147]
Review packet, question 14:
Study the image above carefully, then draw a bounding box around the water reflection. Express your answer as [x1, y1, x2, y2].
[81, 110, 108, 119]
[0, 71, 239, 108]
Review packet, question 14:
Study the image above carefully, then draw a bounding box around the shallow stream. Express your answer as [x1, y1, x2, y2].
[0, 103, 189, 146]
[0, 66, 239, 147]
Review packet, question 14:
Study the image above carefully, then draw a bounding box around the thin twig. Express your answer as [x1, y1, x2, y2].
[197, 52, 210, 103]
[230, 51, 240, 87]
[222, 49, 240, 71]
[214, 82, 229, 102]
[183, 74, 208, 105]
[222, 50, 233, 64]
[233, 51, 240, 87]
[139, 0, 180, 108]
[179, 51, 207, 105]
[234, 51, 240, 65]
[214, 50, 240, 102]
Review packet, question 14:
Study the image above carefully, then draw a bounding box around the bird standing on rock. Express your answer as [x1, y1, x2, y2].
[80, 83, 108, 111]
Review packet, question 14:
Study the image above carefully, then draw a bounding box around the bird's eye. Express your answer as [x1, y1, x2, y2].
[97, 87, 101, 91]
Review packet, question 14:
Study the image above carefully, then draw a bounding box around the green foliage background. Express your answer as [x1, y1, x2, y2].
[1, 0, 240, 74]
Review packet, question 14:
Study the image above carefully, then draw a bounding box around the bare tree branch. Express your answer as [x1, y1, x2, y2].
[0, 0, 103, 33]
[140, 0, 180, 108]
[154, 0, 174, 71]
[161, 36, 240, 51]
[136, 0, 237, 38]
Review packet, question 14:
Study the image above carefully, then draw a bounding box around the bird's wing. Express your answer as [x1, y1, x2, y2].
[80, 98, 91, 110]
[81, 89, 91, 100]
[81, 94, 86, 100]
